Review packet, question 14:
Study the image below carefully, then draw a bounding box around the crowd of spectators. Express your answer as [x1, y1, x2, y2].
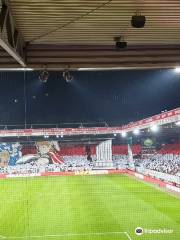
[141, 154, 180, 176]
[113, 155, 128, 169]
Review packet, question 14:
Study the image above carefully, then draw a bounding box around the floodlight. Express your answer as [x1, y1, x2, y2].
[133, 129, 140, 135]
[174, 67, 180, 73]
[150, 125, 159, 132]
[121, 132, 127, 137]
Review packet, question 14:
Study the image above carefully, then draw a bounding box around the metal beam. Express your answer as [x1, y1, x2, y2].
[24, 44, 180, 70]
[1, 43, 180, 70]
[0, 1, 26, 67]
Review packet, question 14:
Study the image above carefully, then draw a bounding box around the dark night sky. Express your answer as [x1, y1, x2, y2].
[0, 69, 179, 126]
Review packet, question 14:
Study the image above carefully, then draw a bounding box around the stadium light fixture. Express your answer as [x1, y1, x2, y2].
[114, 133, 117, 137]
[133, 129, 140, 135]
[175, 121, 180, 126]
[63, 70, 73, 83]
[174, 67, 180, 73]
[121, 132, 127, 137]
[150, 125, 159, 132]
[114, 36, 127, 50]
[0, 68, 33, 71]
[56, 135, 59, 138]
[39, 70, 49, 83]
[78, 67, 125, 71]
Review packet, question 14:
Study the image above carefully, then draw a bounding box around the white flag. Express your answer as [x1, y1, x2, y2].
[128, 144, 135, 170]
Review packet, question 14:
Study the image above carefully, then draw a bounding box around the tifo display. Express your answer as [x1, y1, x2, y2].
[0, 140, 179, 188]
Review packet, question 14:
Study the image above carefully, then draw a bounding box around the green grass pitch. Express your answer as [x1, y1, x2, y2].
[0, 175, 179, 240]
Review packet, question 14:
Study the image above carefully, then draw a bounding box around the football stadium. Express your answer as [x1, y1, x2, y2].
[0, 1, 180, 240]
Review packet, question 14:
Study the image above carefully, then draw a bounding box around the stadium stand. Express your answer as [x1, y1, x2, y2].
[0, 141, 180, 176]
[136, 143, 180, 176]
[158, 143, 180, 154]
[112, 145, 141, 155]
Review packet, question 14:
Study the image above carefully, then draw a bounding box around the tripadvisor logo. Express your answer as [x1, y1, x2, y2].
[135, 227, 173, 236]
[135, 227, 143, 235]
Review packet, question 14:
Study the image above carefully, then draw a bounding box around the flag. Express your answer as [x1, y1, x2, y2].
[128, 144, 135, 170]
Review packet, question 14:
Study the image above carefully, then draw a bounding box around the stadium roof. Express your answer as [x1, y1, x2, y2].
[0, 108, 179, 145]
[1, 0, 180, 70]
[0, 107, 179, 138]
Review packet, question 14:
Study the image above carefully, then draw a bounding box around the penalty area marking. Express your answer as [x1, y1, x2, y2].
[0, 232, 133, 239]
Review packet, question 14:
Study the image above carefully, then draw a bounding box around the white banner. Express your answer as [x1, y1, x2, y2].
[96, 140, 112, 163]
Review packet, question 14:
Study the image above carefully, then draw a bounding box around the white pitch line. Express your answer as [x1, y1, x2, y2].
[124, 232, 133, 240]
[0, 231, 129, 239]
